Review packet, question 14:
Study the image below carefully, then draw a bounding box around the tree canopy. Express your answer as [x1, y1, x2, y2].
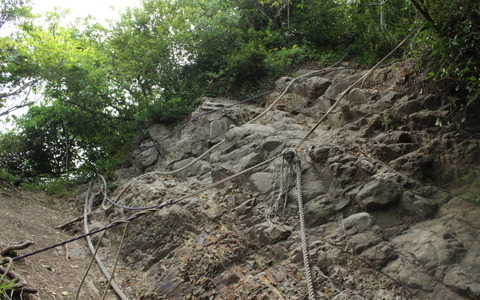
[1, 0, 478, 184]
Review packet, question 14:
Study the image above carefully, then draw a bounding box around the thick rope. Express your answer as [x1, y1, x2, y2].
[101, 223, 129, 300]
[75, 230, 107, 300]
[283, 148, 316, 300]
[81, 181, 130, 300]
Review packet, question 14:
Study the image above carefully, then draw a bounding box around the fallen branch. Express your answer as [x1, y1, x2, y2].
[1, 240, 34, 257]
[54, 214, 91, 230]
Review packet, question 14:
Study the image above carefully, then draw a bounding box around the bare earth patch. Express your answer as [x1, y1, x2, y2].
[0, 182, 131, 300]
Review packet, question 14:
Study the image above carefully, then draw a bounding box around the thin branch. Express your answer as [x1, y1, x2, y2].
[0, 101, 33, 116]
[64, 99, 134, 122]
[409, 0, 435, 24]
[0, 78, 40, 99]
[0, 86, 35, 116]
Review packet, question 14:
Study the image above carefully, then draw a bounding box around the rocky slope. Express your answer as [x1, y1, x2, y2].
[89, 63, 480, 299]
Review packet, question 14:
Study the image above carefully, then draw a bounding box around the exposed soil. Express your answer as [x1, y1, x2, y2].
[0, 183, 131, 300]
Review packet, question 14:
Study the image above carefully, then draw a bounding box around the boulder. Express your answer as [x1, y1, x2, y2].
[342, 212, 376, 235]
[347, 88, 379, 105]
[390, 228, 466, 278]
[342, 212, 385, 254]
[250, 222, 292, 247]
[355, 173, 402, 211]
[294, 76, 332, 99]
[249, 172, 275, 194]
[135, 147, 159, 170]
[209, 118, 231, 144]
[359, 241, 394, 269]
[303, 195, 334, 227]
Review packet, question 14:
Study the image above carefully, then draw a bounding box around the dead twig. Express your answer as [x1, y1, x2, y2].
[54, 214, 91, 230]
[1, 240, 35, 257]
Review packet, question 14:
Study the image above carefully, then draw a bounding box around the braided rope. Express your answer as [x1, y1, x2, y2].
[284, 149, 316, 300]
[101, 223, 129, 300]
[75, 230, 107, 300]
[82, 181, 131, 300]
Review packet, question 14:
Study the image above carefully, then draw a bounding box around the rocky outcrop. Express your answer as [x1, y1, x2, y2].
[102, 63, 480, 299]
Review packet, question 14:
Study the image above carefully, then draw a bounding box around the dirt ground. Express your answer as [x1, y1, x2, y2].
[0, 182, 132, 300]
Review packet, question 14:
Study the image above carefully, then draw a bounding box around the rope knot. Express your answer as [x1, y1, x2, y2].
[282, 148, 300, 171]
[282, 148, 298, 164]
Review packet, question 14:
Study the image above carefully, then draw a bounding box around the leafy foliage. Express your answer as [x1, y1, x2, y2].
[0, 0, 477, 181]
[410, 0, 480, 103]
[0, 277, 17, 299]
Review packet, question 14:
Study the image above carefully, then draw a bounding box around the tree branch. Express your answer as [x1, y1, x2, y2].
[409, 0, 435, 24]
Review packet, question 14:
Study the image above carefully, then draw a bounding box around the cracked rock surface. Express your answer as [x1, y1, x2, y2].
[103, 63, 480, 299]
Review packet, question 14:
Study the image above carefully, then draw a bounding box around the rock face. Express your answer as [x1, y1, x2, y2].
[97, 63, 480, 299]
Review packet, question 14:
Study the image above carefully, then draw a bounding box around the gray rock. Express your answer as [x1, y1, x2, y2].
[348, 88, 379, 105]
[113, 177, 167, 210]
[309, 145, 330, 164]
[324, 79, 351, 100]
[383, 256, 436, 293]
[380, 91, 403, 102]
[349, 230, 384, 253]
[400, 191, 438, 220]
[374, 131, 413, 144]
[409, 110, 449, 128]
[249, 172, 275, 194]
[301, 167, 327, 201]
[390, 229, 466, 278]
[342, 212, 376, 235]
[135, 147, 159, 170]
[167, 135, 194, 163]
[250, 222, 292, 247]
[443, 265, 480, 298]
[262, 139, 284, 154]
[172, 157, 210, 178]
[303, 76, 332, 99]
[238, 152, 264, 172]
[355, 173, 402, 211]
[114, 166, 142, 181]
[225, 124, 275, 141]
[120, 204, 196, 263]
[209, 118, 231, 144]
[399, 97, 422, 115]
[148, 123, 170, 143]
[304, 195, 334, 227]
[359, 241, 394, 268]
